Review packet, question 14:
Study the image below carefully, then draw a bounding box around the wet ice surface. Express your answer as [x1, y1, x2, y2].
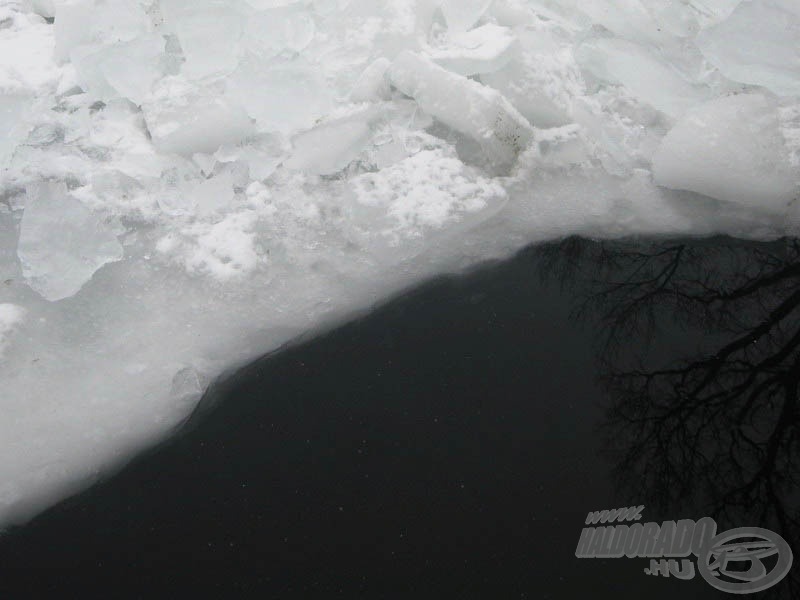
[0, 0, 799, 525]
[0, 237, 796, 598]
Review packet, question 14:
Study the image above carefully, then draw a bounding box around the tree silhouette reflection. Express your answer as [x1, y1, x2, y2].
[542, 236, 800, 597]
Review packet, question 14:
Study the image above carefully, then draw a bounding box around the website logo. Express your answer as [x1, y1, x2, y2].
[575, 506, 793, 594]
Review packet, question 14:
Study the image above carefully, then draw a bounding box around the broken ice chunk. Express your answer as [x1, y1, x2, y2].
[17, 182, 124, 302]
[90, 170, 147, 212]
[349, 58, 392, 103]
[54, 0, 151, 63]
[192, 152, 217, 176]
[70, 45, 119, 99]
[480, 27, 580, 128]
[575, 37, 706, 118]
[227, 60, 333, 134]
[143, 78, 254, 155]
[285, 116, 373, 175]
[697, 0, 800, 97]
[440, 0, 492, 32]
[372, 131, 410, 169]
[243, 5, 315, 60]
[174, 8, 244, 79]
[387, 51, 533, 168]
[653, 93, 799, 210]
[215, 134, 286, 181]
[426, 24, 518, 76]
[158, 168, 237, 217]
[97, 35, 166, 105]
[71, 34, 166, 105]
[211, 158, 251, 190]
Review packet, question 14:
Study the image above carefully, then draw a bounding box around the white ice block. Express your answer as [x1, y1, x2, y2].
[697, 0, 800, 97]
[387, 51, 533, 167]
[174, 8, 244, 79]
[53, 0, 150, 63]
[243, 4, 315, 60]
[227, 60, 333, 134]
[71, 34, 166, 104]
[575, 37, 706, 118]
[215, 134, 287, 181]
[479, 27, 579, 129]
[653, 93, 799, 210]
[349, 58, 392, 103]
[285, 117, 373, 175]
[143, 78, 255, 155]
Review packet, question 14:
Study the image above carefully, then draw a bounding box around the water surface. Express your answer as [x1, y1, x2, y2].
[0, 236, 796, 599]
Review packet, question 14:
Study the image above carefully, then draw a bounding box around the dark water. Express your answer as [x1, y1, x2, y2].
[0, 236, 797, 599]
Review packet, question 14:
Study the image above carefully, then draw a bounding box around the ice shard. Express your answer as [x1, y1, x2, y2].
[17, 182, 124, 302]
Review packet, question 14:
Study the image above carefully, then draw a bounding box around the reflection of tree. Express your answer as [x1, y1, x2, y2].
[542, 236, 800, 597]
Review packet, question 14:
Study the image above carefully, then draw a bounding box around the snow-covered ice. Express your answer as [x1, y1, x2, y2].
[0, 0, 799, 526]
